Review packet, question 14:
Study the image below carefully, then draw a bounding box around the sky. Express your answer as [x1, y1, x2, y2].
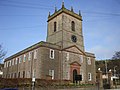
[0, 0, 120, 62]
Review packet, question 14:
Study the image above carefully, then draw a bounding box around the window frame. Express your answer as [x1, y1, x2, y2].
[66, 52, 69, 61]
[23, 54, 26, 62]
[34, 49, 38, 59]
[80, 55, 83, 63]
[54, 22, 57, 32]
[71, 21, 75, 31]
[28, 52, 32, 61]
[50, 49, 54, 59]
[87, 57, 91, 65]
[49, 69, 54, 79]
[88, 73, 92, 81]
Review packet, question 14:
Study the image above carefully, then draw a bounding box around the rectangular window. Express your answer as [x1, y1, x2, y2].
[88, 73, 92, 81]
[7, 61, 8, 67]
[23, 54, 26, 62]
[49, 70, 54, 79]
[15, 58, 18, 64]
[12, 59, 14, 65]
[50, 49, 54, 59]
[28, 52, 32, 61]
[54, 22, 57, 32]
[66, 52, 69, 61]
[9, 60, 11, 66]
[87, 57, 91, 65]
[19, 56, 22, 63]
[18, 72, 20, 78]
[4, 62, 6, 68]
[34, 49, 37, 59]
[80, 55, 83, 63]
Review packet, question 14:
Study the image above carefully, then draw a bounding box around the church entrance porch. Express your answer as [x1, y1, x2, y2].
[70, 61, 81, 83]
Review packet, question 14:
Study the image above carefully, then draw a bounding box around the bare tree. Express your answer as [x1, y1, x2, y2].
[0, 44, 6, 62]
[112, 51, 120, 60]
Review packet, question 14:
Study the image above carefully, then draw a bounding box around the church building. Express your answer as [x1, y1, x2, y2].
[3, 3, 96, 84]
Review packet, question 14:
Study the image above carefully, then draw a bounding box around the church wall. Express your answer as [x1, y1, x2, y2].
[85, 56, 96, 83]
[62, 50, 87, 83]
[39, 47, 60, 80]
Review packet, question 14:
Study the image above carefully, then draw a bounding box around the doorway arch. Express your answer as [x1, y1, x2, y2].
[73, 69, 77, 83]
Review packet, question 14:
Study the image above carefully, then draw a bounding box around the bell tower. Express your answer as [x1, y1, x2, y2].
[46, 2, 84, 51]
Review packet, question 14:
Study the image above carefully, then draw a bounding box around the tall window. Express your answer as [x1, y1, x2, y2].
[34, 49, 37, 59]
[88, 73, 92, 81]
[50, 49, 54, 59]
[71, 21, 75, 31]
[49, 70, 54, 79]
[87, 57, 91, 65]
[6, 61, 8, 67]
[23, 54, 26, 62]
[4, 62, 6, 68]
[23, 71, 25, 78]
[80, 55, 83, 63]
[15, 58, 18, 65]
[9, 60, 11, 66]
[66, 52, 69, 61]
[19, 56, 22, 63]
[18, 72, 20, 78]
[28, 52, 32, 61]
[54, 22, 57, 32]
[12, 59, 14, 65]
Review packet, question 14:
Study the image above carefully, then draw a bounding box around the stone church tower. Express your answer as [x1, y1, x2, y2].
[47, 2, 84, 51]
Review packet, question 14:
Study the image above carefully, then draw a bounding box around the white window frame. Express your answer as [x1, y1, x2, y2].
[12, 59, 14, 65]
[4, 62, 6, 68]
[87, 57, 91, 65]
[9, 60, 11, 66]
[66, 52, 69, 61]
[49, 70, 54, 79]
[19, 56, 22, 63]
[80, 55, 83, 63]
[34, 49, 37, 59]
[28, 52, 32, 61]
[7, 61, 8, 67]
[15, 58, 18, 64]
[88, 73, 92, 81]
[50, 49, 54, 59]
[23, 54, 26, 62]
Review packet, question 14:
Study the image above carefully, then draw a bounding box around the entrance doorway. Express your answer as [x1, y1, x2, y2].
[70, 61, 80, 82]
[73, 69, 77, 83]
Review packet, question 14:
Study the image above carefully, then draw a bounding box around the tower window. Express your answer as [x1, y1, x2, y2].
[71, 21, 75, 31]
[54, 22, 57, 32]
[50, 49, 54, 59]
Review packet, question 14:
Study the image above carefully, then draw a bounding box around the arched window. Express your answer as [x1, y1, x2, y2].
[54, 22, 57, 32]
[71, 21, 75, 31]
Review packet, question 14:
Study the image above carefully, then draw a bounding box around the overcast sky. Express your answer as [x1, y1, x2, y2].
[0, 0, 120, 62]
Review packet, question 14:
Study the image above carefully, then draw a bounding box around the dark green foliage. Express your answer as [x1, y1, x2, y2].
[96, 59, 120, 75]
